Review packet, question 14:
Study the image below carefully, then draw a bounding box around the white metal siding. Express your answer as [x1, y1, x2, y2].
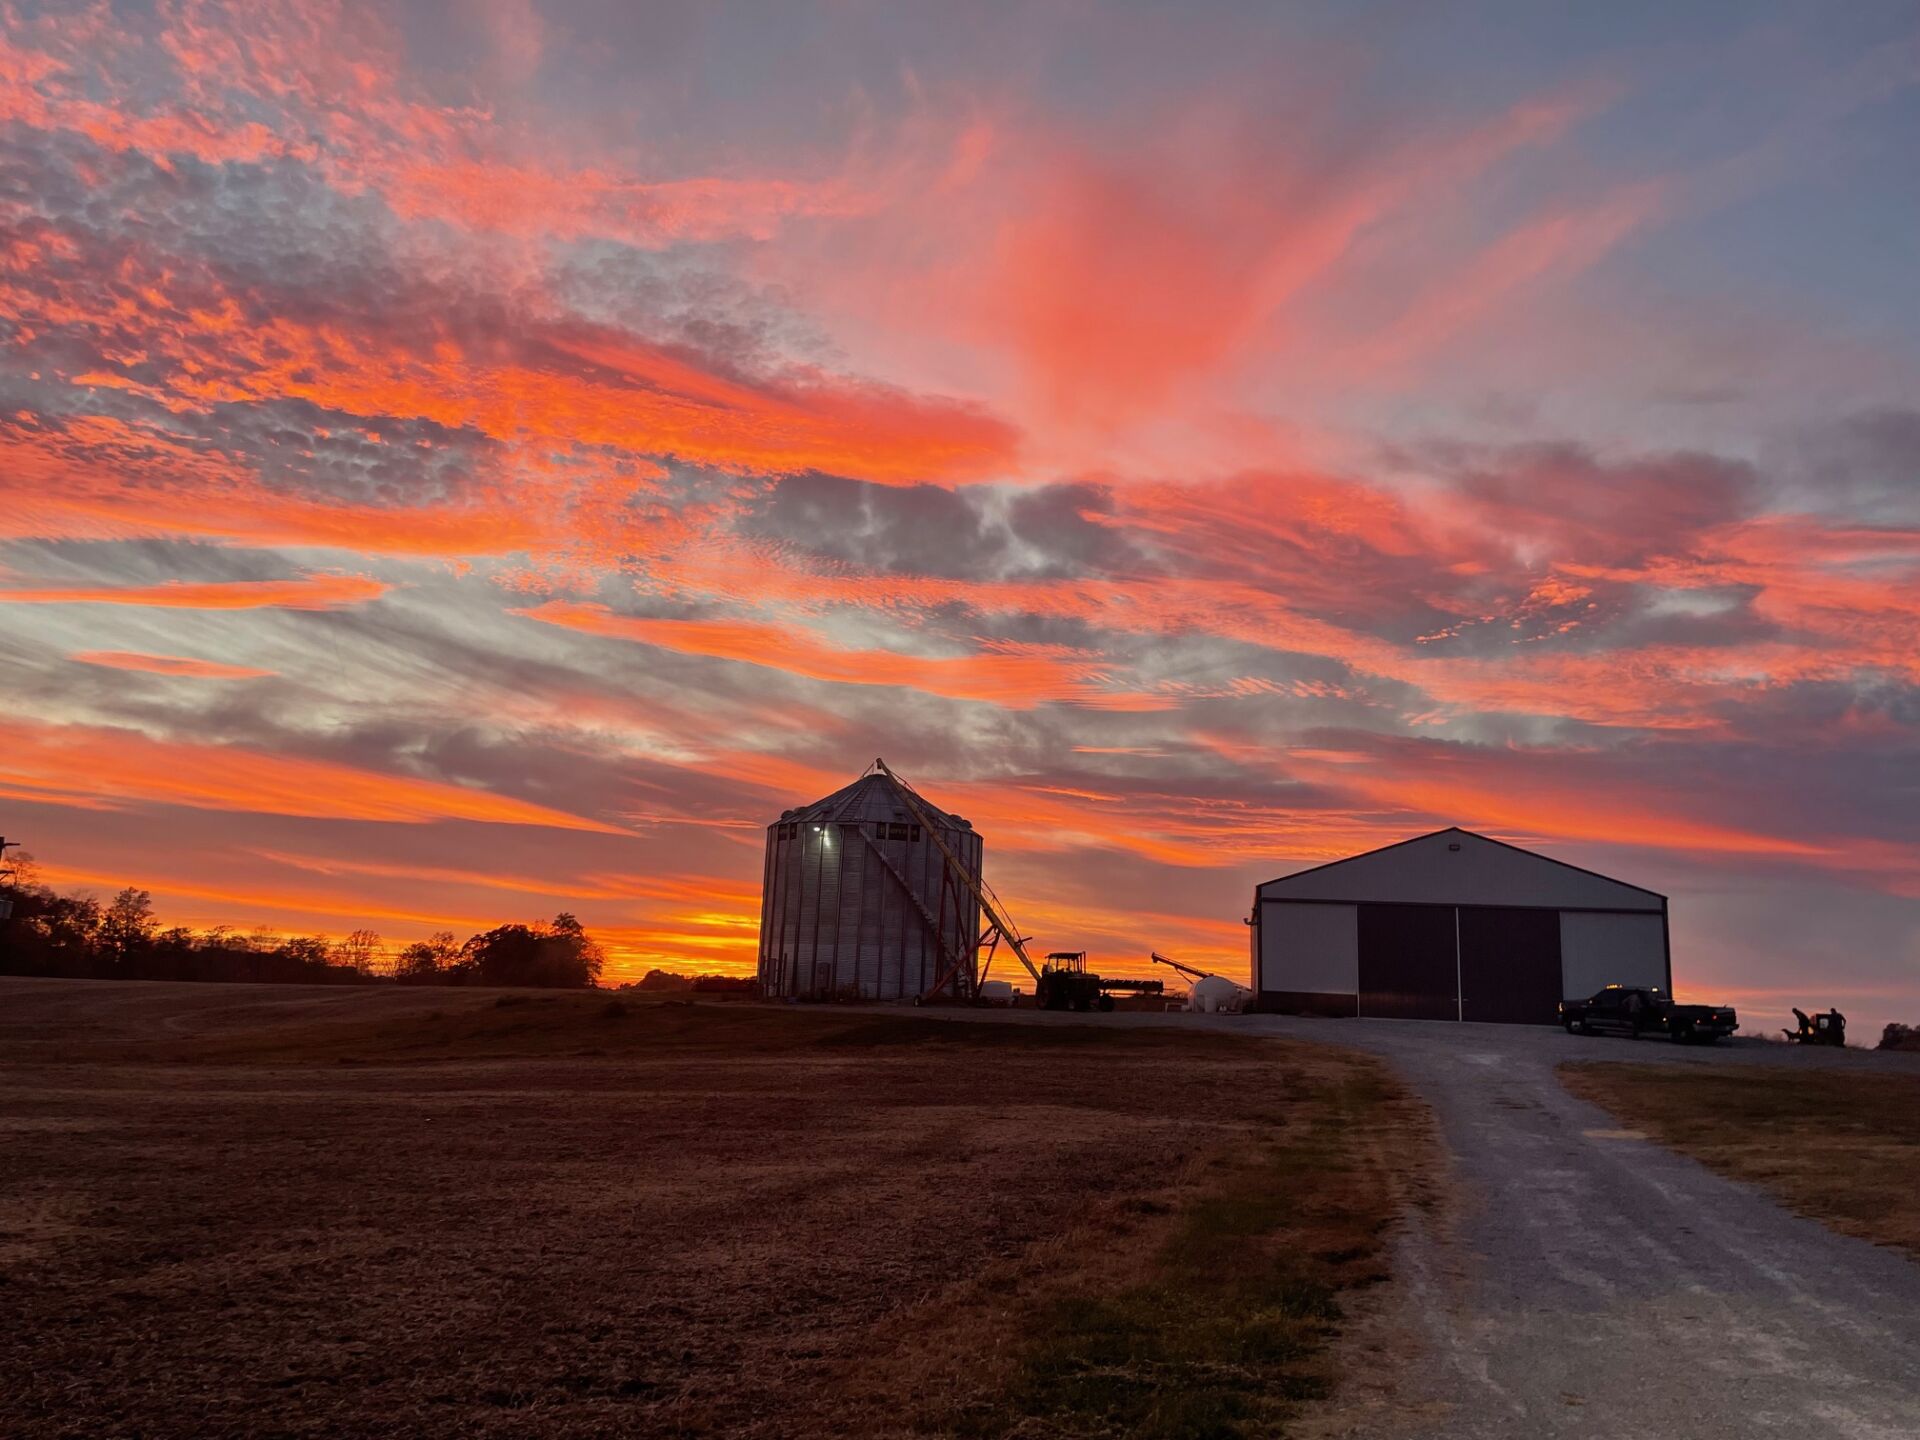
[1559, 911, 1667, 1000]
[1261, 902, 1359, 994]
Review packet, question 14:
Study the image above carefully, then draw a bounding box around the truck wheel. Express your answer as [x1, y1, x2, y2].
[1564, 1018, 1581, 1035]
[1670, 1027, 1690, 1044]
[1097, 995, 1115, 1013]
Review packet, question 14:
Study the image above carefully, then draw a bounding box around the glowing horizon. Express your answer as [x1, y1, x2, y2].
[2, 2, 1917, 1034]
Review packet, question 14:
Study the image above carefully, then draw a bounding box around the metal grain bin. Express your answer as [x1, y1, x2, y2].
[757, 767, 984, 1001]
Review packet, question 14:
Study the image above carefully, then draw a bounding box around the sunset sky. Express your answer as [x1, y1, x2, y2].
[2, 2, 1917, 1031]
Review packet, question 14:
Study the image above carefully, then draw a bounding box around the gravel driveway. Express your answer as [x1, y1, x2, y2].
[912, 1004, 1920, 1436]
[1239, 1016, 1920, 1438]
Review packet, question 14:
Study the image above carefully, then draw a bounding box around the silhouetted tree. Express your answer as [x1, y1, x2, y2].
[550, 912, 605, 987]
[333, 928, 382, 977]
[280, 935, 331, 965]
[0, 859, 609, 992]
[459, 914, 604, 988]
[100, 888, 156, 968]
[5, 848, 40, 890]
[0, 886, 102, 976]
[394, 931, 459, 985]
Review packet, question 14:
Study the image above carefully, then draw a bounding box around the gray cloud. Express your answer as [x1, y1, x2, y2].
[738, 471, 1155, 580]
[1424, 440, 1763, 565]
[1766, 408, 1920, 524]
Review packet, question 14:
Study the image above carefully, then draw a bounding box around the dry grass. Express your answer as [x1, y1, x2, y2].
[0, 980, 1429, 1438]
[942, 1064, 1419, 1438]
[1561, 1061, 1920, 1258]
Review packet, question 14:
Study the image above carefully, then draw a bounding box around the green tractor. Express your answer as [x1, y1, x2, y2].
[1033, 952, 1162, 1012]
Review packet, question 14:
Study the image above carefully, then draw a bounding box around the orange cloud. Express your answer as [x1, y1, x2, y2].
[255, 849, 758, 910]
[390, 162, 871, 246]
[217, 315, 1015, 487]
[1249, 740, 1829, 859]
[29, 861, 510, 934]
[1, 246, 1016, 493]
[846, 83, 1604, 451]
[1342, 180, 1666, 374]
[0, 420, 562, 556]
[0, 574, 388, 610]
[71, 651, 277, 680]
[0, 717, 623, 833]
[0, 32, 294, 169]
[514, 601, 1166, 710]
[641, 470, 1920, 735]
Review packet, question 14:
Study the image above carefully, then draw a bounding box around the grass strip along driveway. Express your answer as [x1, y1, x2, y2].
[946, 1060, 1426, 1439]
[1561, 1060, 1920, 1258]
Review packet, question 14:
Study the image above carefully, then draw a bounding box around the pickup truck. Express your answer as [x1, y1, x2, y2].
[1559, 985, 1738, 1043]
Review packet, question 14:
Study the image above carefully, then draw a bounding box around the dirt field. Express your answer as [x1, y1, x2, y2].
[1561, 1060, 1920, 1258]
[0, 979, 1429, 1439]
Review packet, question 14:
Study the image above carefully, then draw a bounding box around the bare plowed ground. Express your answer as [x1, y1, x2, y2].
[0, 979, 1430, 1439]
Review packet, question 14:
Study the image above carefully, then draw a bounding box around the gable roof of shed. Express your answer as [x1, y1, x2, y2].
[1256, 827, 1664, 908]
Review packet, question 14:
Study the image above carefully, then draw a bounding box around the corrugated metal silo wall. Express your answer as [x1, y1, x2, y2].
[757, 819, 986, 999]
[755, 823, 784, 995]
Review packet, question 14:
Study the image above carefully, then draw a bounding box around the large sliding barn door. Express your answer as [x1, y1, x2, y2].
[1458, 906, 1563, 1024]
[1356, 904, 1457, 1020]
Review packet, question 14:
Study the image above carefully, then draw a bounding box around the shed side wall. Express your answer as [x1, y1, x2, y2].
[1559, 911, 1669, 1000]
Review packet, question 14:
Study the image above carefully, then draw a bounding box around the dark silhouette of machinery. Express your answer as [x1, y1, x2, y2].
[1033, 951, 1163, 1012]
[1784, 1007, 1847, 1047]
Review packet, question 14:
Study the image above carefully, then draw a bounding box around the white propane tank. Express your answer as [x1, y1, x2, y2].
[977, 979, 1016, 1005]
[1189, 974, 1250, 1015]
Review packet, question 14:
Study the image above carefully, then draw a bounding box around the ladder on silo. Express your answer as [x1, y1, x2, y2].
[870, 759, 1047, 1003]
[855, 827, 972, 994]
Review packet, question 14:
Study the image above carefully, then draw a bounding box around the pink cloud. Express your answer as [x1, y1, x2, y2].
[1, 575, 388, 610]
[71, 651, 278, 679]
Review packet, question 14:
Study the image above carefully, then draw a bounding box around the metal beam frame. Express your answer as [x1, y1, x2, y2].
[870, 759, 1046, 1001]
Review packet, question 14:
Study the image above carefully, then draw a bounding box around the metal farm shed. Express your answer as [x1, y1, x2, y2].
[757, 767, 985, 1002]
[1249, 828, 1670, 1024]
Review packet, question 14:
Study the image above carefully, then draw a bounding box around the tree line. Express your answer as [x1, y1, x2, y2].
[0, 868, 604, 989]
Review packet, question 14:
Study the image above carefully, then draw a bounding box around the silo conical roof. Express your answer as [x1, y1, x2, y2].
[785, 771, 972, 830]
